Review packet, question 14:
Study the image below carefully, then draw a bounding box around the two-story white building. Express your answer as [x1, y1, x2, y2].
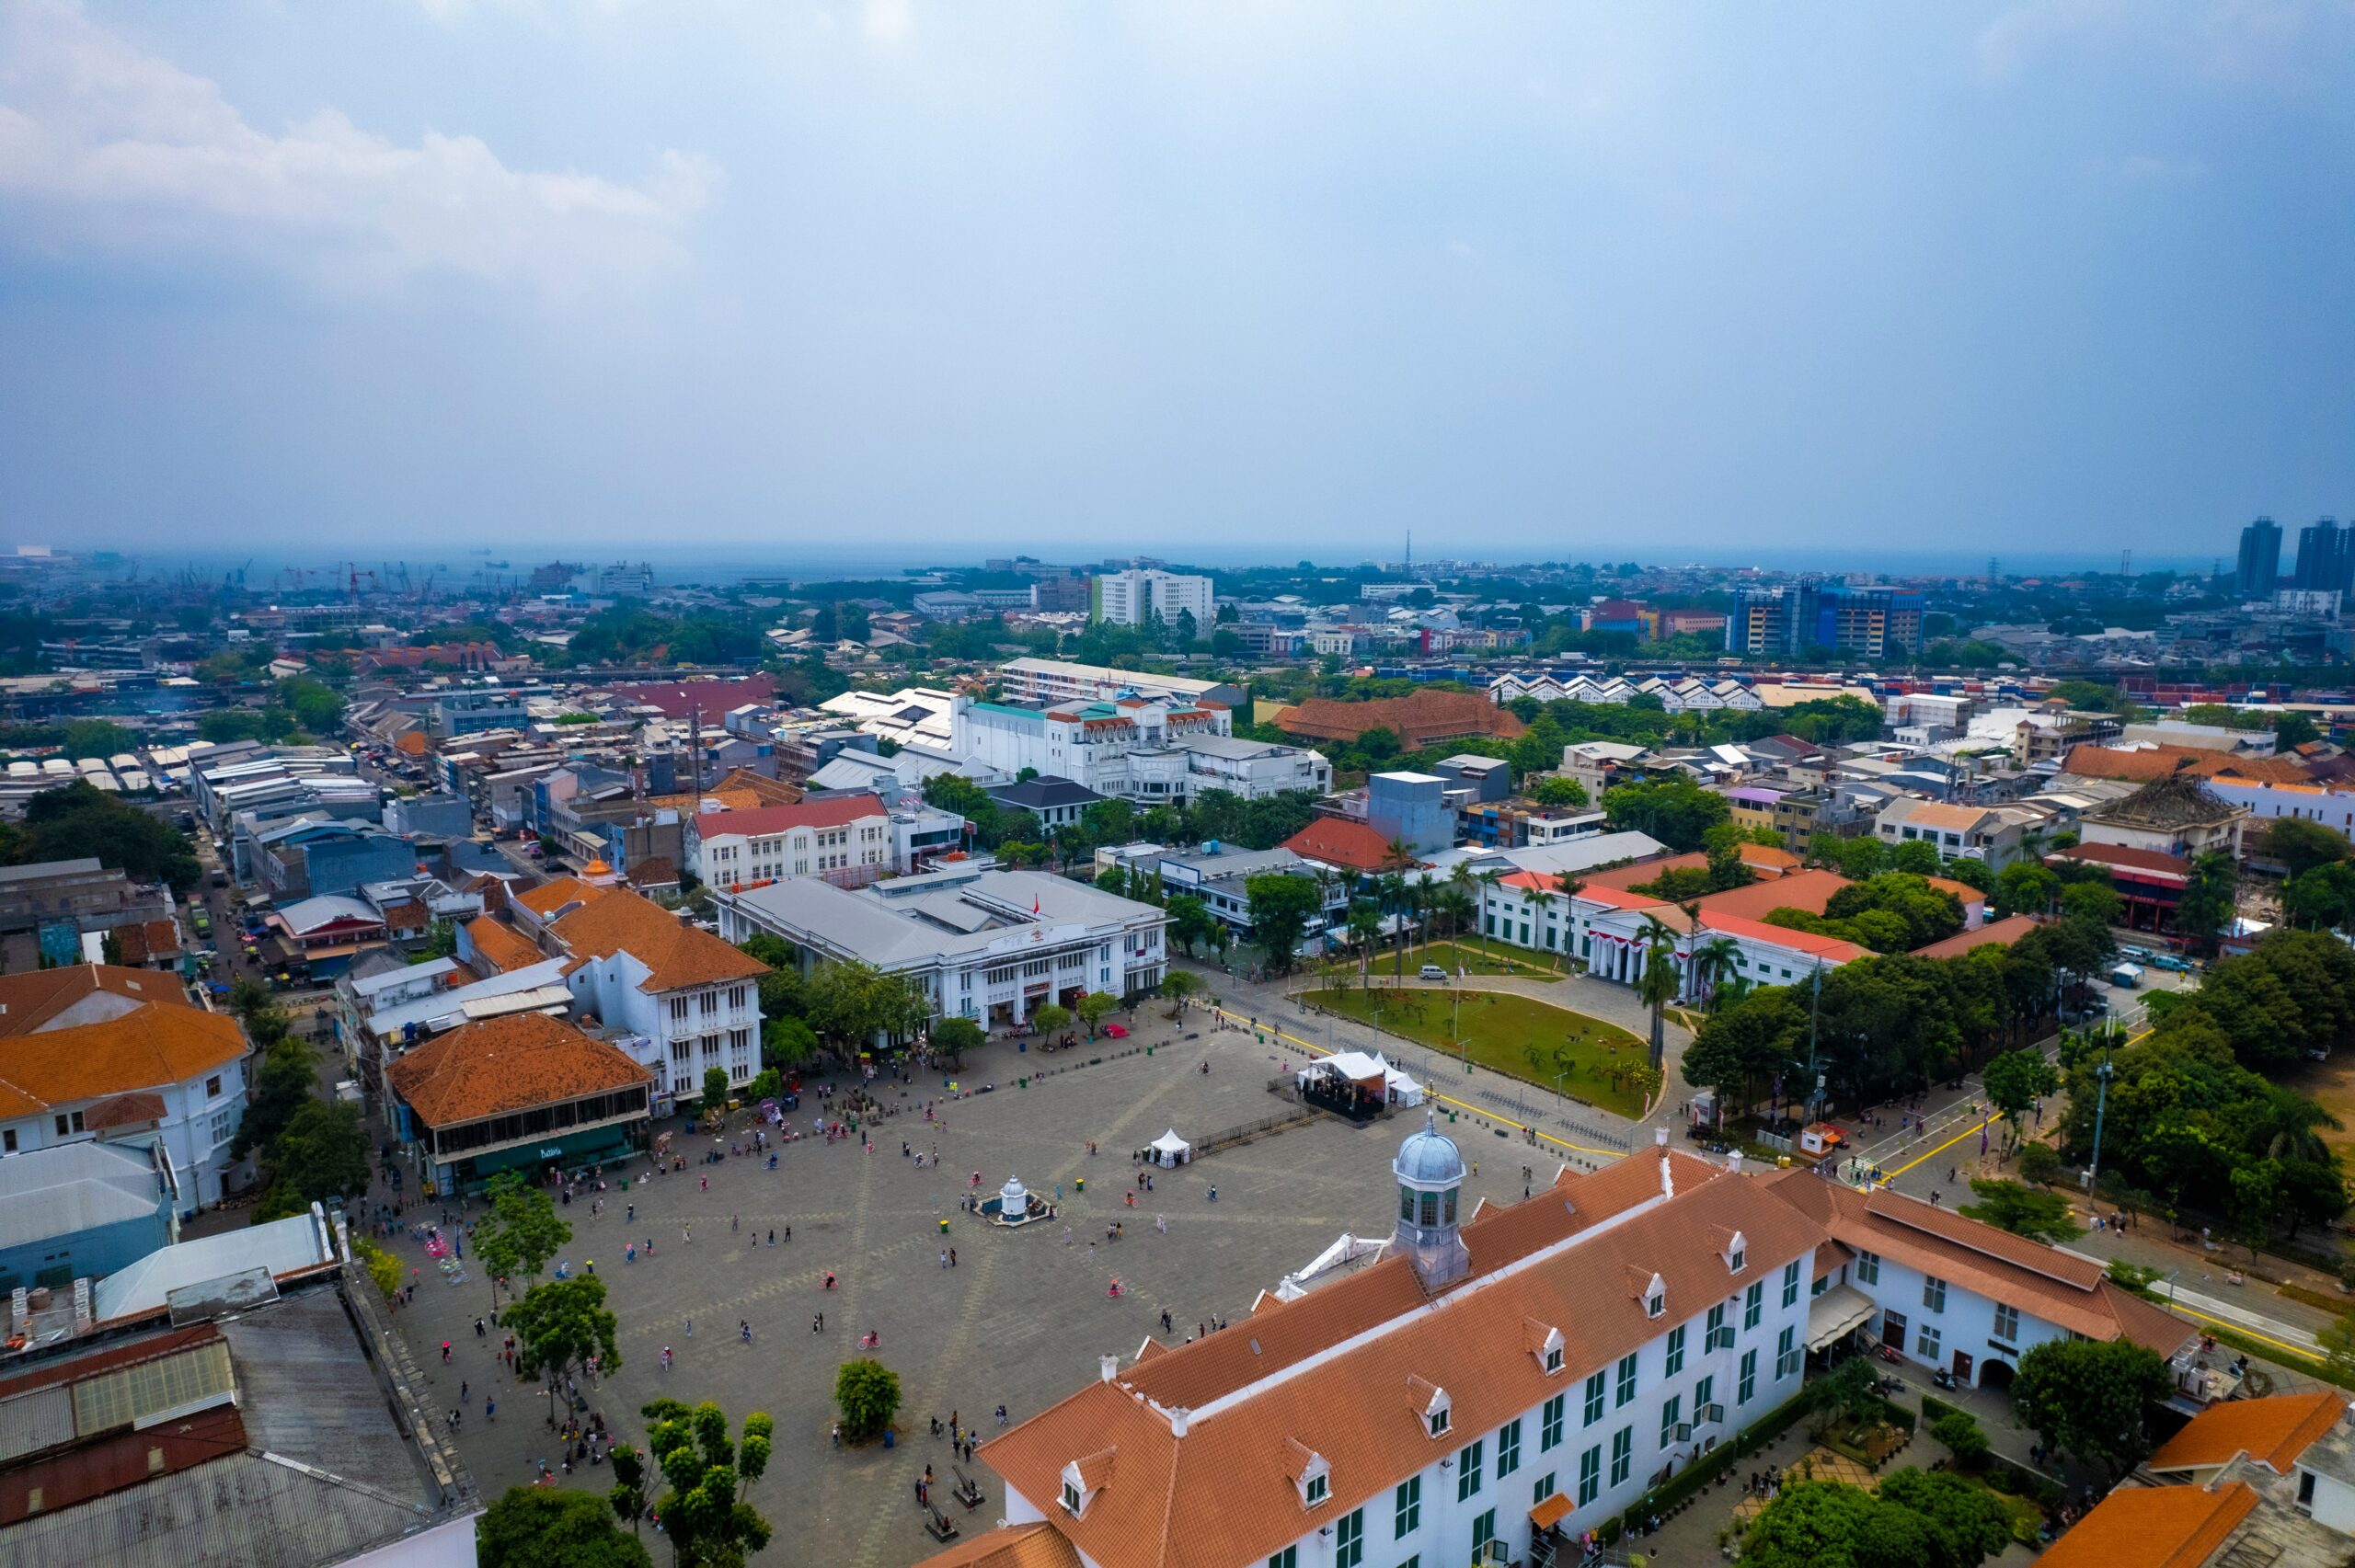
[684, 792, 967, 889]
[715, 865, 1169, 1029]
[0, 966, 252, 1216]
[953, 694, 1330, 805]
[547, 887, 770, 1100]
[916, 1125, 2194, 1568]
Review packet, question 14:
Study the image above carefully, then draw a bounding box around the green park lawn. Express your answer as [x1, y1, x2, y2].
[1379, 939, 1563, 981]
[1300, 984, 1652, 1118]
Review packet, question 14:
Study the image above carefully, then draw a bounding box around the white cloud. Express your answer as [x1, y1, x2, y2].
[0, 0, 718, 298]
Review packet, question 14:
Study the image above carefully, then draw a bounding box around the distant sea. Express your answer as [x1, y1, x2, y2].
[61, 543, 2223, 589]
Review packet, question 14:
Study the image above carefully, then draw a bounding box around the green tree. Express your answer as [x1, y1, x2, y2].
[474, 1171, 574, 1308]
[638, 1398, 775, 1568]
[1874, 1468, 2010, 1567]
[254, 1099, 370, 1219]
[412, 920, 459, 963]
[477, 1485, 654, 1568]
[1990, 861, 2057, 918]
[1529, 774, 1588, 809]
[1244, 872, 1325, 971]
[760, 1015, 821, 1071]
[2015, 1140, 2063, 1186]
[2058, 878, 2123, 931]
[2011, 1337, 2172, 1475]
[1982, 1047, 2059, 1136]
[833, 1357, 902, 1441]
[1601, 778, 1729, 852]
[1928, 1410, 1991, 1469]
[2285, 861, 2355, 931]
[1030, 1002, 1072, 1037]
[61, 718, 135, 760]
[19, 780, 201, 889]
[1957, 1179, 2083, 1242]
[1888, 838, 1943, 876]
[2174, 849, 2238, 955]
[2265, 817, 2352, 881]
[1159, 969, 1204, 1011]
[806, 958, 929, 1050]
[1074, 990, 1119, 1036]
[2277, 712, 2323, 749]
[232, 1036, 321, 1162]
[930, 1014, 983, 1068]
[1743, 1482, 1924, 1568]
[700, 1066, 730, 1111]
[509, 1276, 621, 1426]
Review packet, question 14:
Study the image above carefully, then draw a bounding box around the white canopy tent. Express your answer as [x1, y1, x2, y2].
[1149, 1128, 1192, 1168]
[1294, 1050, 1425, 1108]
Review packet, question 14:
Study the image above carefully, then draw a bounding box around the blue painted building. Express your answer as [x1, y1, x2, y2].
[0, 1140, 178, 1295]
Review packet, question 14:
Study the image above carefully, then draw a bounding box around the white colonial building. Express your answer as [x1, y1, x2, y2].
[954, 694, 1328, 805]
[915, 1122, 2193, 1568]
[716, 864, 1170, 1029]
[684, 792, 967, 888]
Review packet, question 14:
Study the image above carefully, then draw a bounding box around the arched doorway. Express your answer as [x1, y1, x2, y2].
[1979, 1358, 2015, 1391]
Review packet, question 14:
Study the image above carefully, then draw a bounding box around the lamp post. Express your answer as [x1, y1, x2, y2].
[2087, 1049, 2117, 1189]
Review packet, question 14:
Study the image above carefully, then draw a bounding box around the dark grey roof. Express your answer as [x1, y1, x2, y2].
[986, 774, 1104, 810]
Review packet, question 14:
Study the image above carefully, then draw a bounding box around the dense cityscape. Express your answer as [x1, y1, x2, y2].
[0, 528, 2349, 1568]
[6, 3, 2352, 1566]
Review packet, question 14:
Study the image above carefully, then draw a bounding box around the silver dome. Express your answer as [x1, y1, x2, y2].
[1393, 1112, 1465, 1185]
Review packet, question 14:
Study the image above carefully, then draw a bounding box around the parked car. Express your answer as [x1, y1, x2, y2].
[1419, 963, 1447, 981]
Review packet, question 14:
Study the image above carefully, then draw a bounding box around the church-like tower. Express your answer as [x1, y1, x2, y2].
[1392, 1111, 1471, 1290]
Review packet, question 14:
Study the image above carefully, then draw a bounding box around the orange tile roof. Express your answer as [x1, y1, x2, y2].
[511, 876, 608, 919]
[394, 730, 431, 757]
[1276, 689, 1524, 748]
[1925, 876, 1985, 905]
[976, 1154, 1815, 1568]
[2062, 743, 2312, 787]
[1282, 818, 1409, 874]
[465, 915, 543, 975]
[914, 1523, 1083, 1568]
[1695, 910, 1868, 964]
[1691, 868, 1851, 921]
[385, 1011, 650, 1127]
[1913, 913, 2041, 960]
[2146, 1391, 2347, 1474]
[2036, 1482, 2258, 1568]
[0, 967, 247, 1117]
[551, 887, 768, 994]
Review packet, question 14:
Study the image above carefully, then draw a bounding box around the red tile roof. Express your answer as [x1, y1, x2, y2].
[1282, 818, 1409, 874]
[551, 887, 768, 994]
[2035, 1482, 2258, 1568]
[2146, 1391, 2347, 1474]
[1275, 689, 1524, 748]
[465, 915, 543, 974]
[385, 1011, 651, 1127]
[691, 795, 889, 840]
[604, 673, 777, 720]
[0, 967, 247, 1120]
[1912, 914, 2040, 960]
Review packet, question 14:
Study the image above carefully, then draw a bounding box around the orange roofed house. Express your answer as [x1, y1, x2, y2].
[921, 1121, 2194, 1568]
[0, 966, 252, 1214]
[384, 1010, 653, 1193]
[2039, 1391, 2355, 1568]
[455, 879, 770, 1103]
[1275, 688, 1525, 750]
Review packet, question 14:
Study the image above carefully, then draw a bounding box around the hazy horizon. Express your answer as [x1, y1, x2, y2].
[5, 2, 2350, 562]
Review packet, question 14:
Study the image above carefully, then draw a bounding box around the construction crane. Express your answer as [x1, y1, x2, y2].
[337, 562, 377, 605]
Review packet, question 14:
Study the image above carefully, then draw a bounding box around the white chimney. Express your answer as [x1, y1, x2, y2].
[1099, 1354, 1120, 1383]
[1654, 1126, 1670, 1150]
[1660, 1155, 1674, 1201]
[1170, 1406, 1190, 1438]
[1728, 1150, 1744, 1177]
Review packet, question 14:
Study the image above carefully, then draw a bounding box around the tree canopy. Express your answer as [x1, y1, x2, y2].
[477, 1485, 654, 1568]
[2011, 1338, 2172, 1475]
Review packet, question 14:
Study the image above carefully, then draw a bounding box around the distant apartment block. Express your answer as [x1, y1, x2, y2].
[1094, 568, 1215, 629]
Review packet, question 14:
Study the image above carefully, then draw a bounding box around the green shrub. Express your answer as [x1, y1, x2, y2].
[1932, 1410, 1992, 1467]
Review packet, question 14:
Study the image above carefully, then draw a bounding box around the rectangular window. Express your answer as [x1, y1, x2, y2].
[1268, 1550, 1296, 1568]
[1993, 1303, 2020, 1344]
[1496, 1419, 1522, 1480]
[1393, 1477, 1420, 1539]
[1336, 1510, 1363, 1568]
[1659, 1393, 1682, 1449]
[1739, 1348, 1758, 1406]
[1782, 1258, 1801, 1308]
[1578, 1446, 1601, 1505]
[1609, 1427, 1633, 1486]
[1583, 1370, 1606, 1426]
[209, 1107, 232, 1145]
[1456, 1438, 1483, 1502]
[3, 1128, 16, 1152]
[1664, 1324, 1686, 1378]
[1917, 1325, 1943, 1364]
[1533, 1472, 1557, 1505]
[1744, 1281, 1763, 1329]
[1695, 1375, 1716, 1418]
[1855, 1249, 1879, 1285]
[1614, 1352, 1637, 1408]
[1777, 1325, 1802, 1379]
[1541, 1392, 1565, 1452]
[206, 1074, 223, 1098]
[1706, 1301, 1729, 1350]
[1469, 1509, 1496, 1564]
[1923, 1276, 1947, 1313]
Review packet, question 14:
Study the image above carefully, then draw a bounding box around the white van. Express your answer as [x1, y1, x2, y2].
[1419, 964, 1447, 981]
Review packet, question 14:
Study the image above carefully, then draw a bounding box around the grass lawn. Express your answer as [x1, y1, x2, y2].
[1300, 983, 1652, 1118]
[1375, 939, 1564, 981]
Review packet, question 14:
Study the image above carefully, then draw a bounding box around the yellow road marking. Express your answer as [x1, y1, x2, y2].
[2165, 1301, 2325, 1365]
[1211, 1005, 1624, 1161]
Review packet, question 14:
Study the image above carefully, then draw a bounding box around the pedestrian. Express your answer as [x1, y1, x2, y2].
[741, 1320, 752, 1344]
[949, 1248, 957, 1267]
[662, 1346, 673, 1370]
[940, 1249, 948, 1269]
[767, 1229, 775, 1245]
[685, 1315, 694, 1337]
[486, 1397, 496, 1422]
[442, 1340, 453, 1363]
[462, 1379, 469, 1402]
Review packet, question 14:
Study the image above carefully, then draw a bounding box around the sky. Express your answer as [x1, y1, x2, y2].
[1, 0, 2351, 572]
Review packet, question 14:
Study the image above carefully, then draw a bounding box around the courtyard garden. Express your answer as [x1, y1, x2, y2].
[1365, 938, 1565, 981]
[1298, 982, 1655, 1117]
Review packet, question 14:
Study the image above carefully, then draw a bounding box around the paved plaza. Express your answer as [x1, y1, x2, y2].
[374, 1002, 1551, 1567]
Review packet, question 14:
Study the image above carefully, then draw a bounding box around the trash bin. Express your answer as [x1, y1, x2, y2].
[1075, 1177, 1086, 1194]
[1018, 1076, 1028, 1088]
[884, 1430, 895, 1448]
[1017, 1041, 1027, 1052]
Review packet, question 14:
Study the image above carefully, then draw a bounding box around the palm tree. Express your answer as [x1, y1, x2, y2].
[1526, 885, 1557, 966]
[1554, 872, 1585, 970]
[1346, 899, 1383, 986]
[1476, 867, 1507, 954]
[1694, 935, 1743, 1012]
[1633, 912, 1682, 1072]
[1309, 864, 1337, 954]
[1379, 872, 1408, 979]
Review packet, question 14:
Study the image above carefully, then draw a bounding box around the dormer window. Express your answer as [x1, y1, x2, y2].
[1062, 1481, 1083, 1514]
[1430, 1407, 1451, 1436]
[1409, 1377, 1452, 1437]
[1645, 1285, 1665, 1319]
[1305, 1471, 1328, 1505]
[1285, 1439, 1331, 1509]
[1728, 1233, 1747, 1275]
[1545, 1345, 1564, 1374]
[1526, 1319, 1567, 1376]
[1060, 1449, 1113, 1518]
